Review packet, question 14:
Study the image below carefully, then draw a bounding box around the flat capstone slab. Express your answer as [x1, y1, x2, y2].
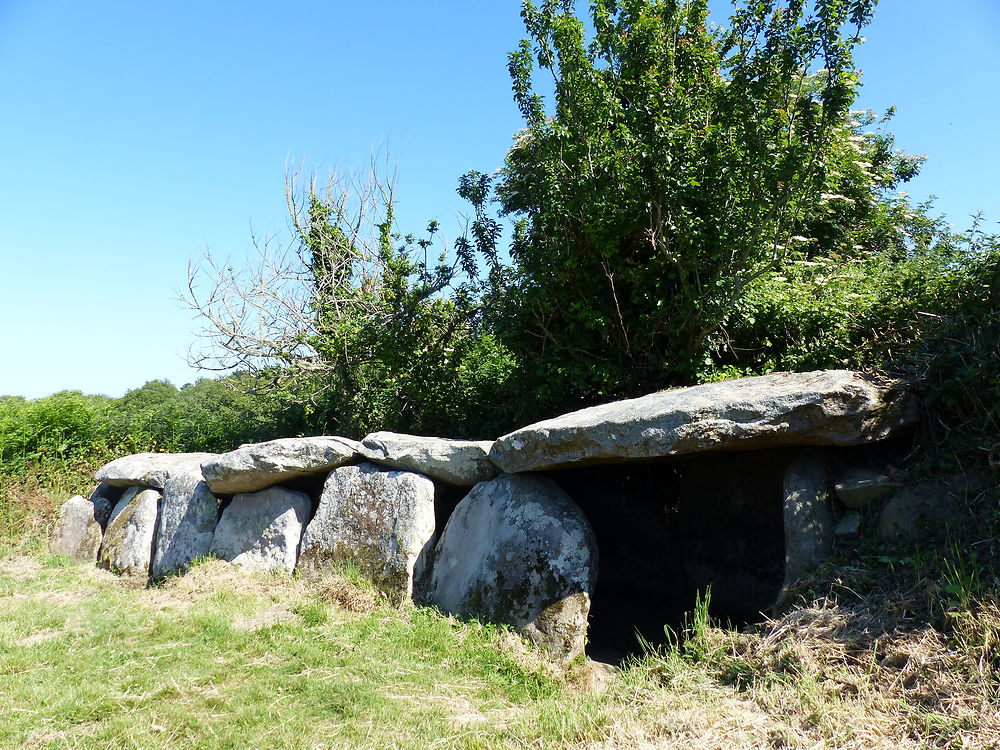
[95, 452, 216, 489]
[491, 370, 916, 473]
[201, 436, 362, 494]
[360, 431, 498, 486]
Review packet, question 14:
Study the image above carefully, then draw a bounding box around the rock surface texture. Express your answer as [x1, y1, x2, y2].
[49, 495, 106, 562]
[202, 437, 361, 494]
[95, 453, 216, 489]
[834, 468, 902, 509]
[426, 474, 598, 664]
[781, 453, 833, 596]
[211, 487, 312, 574]
[491, 370, 916, 473]
[98, 487, 162, 576]
[361, 431, 498, 486]
[150, 473, 219, 579]
[298, 462, 436, 603]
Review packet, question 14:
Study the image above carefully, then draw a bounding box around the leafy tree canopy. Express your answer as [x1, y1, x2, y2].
[461, 0, 892, 415]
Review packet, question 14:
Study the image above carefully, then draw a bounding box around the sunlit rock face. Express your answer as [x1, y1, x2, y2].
[425, 473, 598, 664]
[297, 462, 436, 604]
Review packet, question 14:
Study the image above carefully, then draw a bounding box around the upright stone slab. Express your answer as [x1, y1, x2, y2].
[202, 436, 361, 494]
[150, 472, 219, 579]
[426, 474, 598, 664]
[49, 496, 105, 562]
[298, 462, 435, 603]
[95, 453, 216, 489]
[98, 487, 162, 577]
[360, 432, 498, 486]
[210, 487, 311, 574]
[781, 453, 833, 596]
[491, 370, 916, 473]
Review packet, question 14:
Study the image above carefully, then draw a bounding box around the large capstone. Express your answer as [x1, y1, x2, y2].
[201, 436, 361, 494]
[490, 370, 916, 473]
[95, 452, 216, 489]
[97, 487, 162, 577]
[150, 472, 219, 579]
[426, 474, 598, 664]
[297, 462, 436, 603]
[360, 431, 498, 486]
[210, 486, 312, 574]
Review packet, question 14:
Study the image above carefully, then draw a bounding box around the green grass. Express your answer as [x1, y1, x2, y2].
[4, 552, 999, 750]
[0, 558, 596, 750]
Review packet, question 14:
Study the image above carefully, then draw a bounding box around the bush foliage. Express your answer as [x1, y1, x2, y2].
[6, 0, 998, 473]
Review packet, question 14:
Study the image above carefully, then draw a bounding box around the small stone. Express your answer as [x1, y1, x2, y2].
[834, 468, 902, 509]
[835, 512, 862, 538]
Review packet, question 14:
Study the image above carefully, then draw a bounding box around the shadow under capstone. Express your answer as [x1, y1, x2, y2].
[545, 449, 797, 664]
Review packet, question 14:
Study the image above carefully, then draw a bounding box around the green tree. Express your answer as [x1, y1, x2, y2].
[187, 167, 515, 439]
[464, 0, 879, 416]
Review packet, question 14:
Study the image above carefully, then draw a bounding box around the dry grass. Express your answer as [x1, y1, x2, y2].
[3, 550, 999, 749]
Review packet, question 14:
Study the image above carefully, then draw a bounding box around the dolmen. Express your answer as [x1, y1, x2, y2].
[51, 370, 917, 663]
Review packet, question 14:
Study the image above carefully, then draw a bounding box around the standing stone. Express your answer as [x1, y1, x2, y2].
[360, 432, 498, 486]
[490, 370, 916, 473]
[150, 472, 219, 579]
[201, 436, 361, 494]
[298, 462, 435, 604]
[98, 487, 162, 577]
[49, 496, 105, 562]
[211, 487, 311, 574]
[426, 474, 598, 664]
[781, 454, 833, 596]
[95, 453, 216, 489]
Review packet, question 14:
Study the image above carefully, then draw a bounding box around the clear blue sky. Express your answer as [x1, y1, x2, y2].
[1, 0, 997, 400]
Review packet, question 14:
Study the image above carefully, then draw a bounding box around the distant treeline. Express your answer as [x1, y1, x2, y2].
[0, 376, 306, 479]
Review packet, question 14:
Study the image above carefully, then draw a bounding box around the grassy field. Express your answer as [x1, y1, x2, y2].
[3, 546, 999, 750]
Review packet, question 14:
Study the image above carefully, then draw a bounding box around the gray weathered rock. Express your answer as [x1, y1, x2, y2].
[781, 454, 833, 595]
[49, 495, 105, 562]
[95, 452, 215, 489]
[202, 436, 362, 494]
[211, 487, 311, 574]
[98, 487, 162, 576]
[426, 474, 598, 664]
[360, 431, 498, 486]
[150, 472, 218, 579]
[298, 462, 435, 603]
[834, 468, 902, 509]
[878, 483, 964, 542]
[835, 512, 862, 538]
[491, 370, 916, 473]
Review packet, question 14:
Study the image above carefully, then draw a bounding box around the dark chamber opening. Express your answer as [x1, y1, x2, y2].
[547, 450, 794, 664]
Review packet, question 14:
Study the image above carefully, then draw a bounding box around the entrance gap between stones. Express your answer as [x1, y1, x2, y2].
[545, 450, 795, 665]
